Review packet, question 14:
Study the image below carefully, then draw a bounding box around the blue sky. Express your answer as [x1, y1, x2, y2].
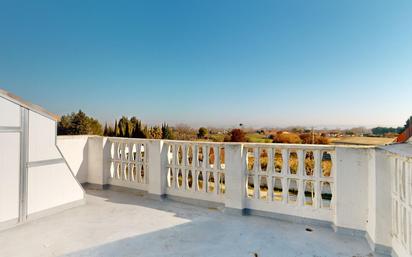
[1, 0, 411, 128]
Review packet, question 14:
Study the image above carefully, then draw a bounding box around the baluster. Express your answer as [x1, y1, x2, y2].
[172, 144, 177, 189]
[282, 148, 288, 176]
[242, 146, 248, 198]
[282, 177, 288, 204]
[203, 145, 208, 169]
[254, 147, 259, 199]
[193, 144, 198, 192]
[182, 144, 187, 191]
[311, 150, 319, 208]
[120, 143, 124, 180]
[143, 143, 147, 183]
[215, 145, 220, 170]
[267, 148, 274, 202]
[297, 179, 304, 207]
[214, 146, 220, 195]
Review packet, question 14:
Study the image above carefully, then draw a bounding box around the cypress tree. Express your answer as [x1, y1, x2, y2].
[125, 122, 130, 138]
[114, 120, 119, 137]
[103, 123, 108, 136]
[161, 123, 174, 139]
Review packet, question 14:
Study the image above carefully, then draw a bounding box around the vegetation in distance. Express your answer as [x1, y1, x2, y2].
[57, 110, 411, 145]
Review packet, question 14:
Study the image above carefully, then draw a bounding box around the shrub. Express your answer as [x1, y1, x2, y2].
[197, 127, 208, 139]
[271, 132, 302, 144]
[229, 129, 247, 142]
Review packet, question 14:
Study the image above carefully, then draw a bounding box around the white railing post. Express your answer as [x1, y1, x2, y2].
[86, 136, 105, 188]
[333, 147, 369, 235]
[224, 143, 246, 214]
[365, 148, 392, 255]
[102, 137, 112, 186]
[147, 140, 167, 198]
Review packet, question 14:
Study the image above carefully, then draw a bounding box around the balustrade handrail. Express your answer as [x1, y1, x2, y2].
[106, 137, 376, 149]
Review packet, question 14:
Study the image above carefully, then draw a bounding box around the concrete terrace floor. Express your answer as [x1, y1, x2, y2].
[0, 189, 376, 257]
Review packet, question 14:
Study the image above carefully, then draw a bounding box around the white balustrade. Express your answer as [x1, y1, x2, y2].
[242, 143, 336, 221]
[104, 138, 337, 221]
[108, 138, 148, 190]
[163, 141, 226, 203]
[392, 156, 412, 256]
[63, 135, 412, 256]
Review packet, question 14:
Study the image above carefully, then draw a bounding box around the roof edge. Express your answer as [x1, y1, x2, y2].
[0, 88, 60, 121]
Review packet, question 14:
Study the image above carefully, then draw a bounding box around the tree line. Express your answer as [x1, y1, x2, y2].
[371, 116, 411, 136]
[57, 110, 412, 143]
[56, 111, 249, 142]
[57, 110, 174, 139]
[103, 116, 174, 139]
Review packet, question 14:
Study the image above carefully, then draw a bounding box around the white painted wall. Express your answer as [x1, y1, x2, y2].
[0, 96, 20, 127]
[0, 97, 21, 224]
[0, 93, 85, 227]
[28, 163, 84, 214]
[26, 111, 84, 215]
[57, 136, 89, 184]
[0, 133, 20, 222]
[57, 136, 108, 186]
[28, 111, 61, 162]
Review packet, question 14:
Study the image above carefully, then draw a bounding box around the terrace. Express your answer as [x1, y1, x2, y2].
[0, 89, 411, 257]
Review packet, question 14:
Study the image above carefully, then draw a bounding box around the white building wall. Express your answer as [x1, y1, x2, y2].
[0, 97, 21, 224]
[0, 132, 20, 223]
[0, 96, 20, 127]
[26, 111, 84, 215]
[0, 91, 85, 228]
[57, 136, 89, 183]
[28, 163, 84, 214]
[28, 111, 61, 162]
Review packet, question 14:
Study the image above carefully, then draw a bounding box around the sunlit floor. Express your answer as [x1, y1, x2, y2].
[0, 189, 376, 257]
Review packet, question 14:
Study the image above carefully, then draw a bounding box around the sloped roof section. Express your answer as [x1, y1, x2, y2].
[396, 121, 412, 143]
[0, 88, 59, 121]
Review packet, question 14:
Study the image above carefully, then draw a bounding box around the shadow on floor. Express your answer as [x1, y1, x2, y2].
[63, 189, 374, 257]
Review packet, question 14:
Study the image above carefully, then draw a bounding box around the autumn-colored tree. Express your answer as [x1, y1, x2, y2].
[173, 124, 197, 140]
[229, 129, 247, 142]
[271, 132, 302, 144]
[299, 133, 330, 144]
[149, 126, 162, 139]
